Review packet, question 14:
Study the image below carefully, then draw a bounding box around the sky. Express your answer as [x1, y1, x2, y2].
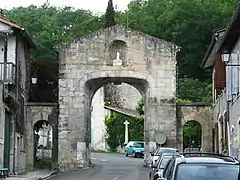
[2, 0, 130, 14]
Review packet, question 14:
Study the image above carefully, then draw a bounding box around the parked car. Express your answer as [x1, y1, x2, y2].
[125, 141, 144, 158]
[151, 147, 179, 164]
[149, 152, 180, 180]
[184, 147, 200, 152]
[158, 152, 240, 180]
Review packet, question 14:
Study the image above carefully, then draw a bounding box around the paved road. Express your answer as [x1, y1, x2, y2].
[49, 153, 149, 180]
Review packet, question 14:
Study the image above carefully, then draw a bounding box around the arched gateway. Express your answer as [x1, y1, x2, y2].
[56, 25, 180, 171]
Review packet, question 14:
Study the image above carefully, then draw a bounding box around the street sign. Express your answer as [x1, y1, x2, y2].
[155, 133, 166, 145]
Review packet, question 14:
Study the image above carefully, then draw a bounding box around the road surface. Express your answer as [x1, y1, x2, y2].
[49, 153, 149, 180]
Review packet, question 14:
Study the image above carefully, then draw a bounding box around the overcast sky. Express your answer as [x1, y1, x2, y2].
[2, 0, 130, 14]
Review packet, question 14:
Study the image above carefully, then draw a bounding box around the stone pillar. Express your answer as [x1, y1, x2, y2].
[144, 87, 176, 167]
[52, 121, 58, 170]
[58, 78, 89, 171]
[25, 119, 34, 170]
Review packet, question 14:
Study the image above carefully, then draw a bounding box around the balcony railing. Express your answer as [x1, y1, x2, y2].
[0, 62, 16, 84]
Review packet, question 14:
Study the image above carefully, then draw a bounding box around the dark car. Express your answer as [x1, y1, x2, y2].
[158, 152, 240, 180]
[149, 153, 180, 180]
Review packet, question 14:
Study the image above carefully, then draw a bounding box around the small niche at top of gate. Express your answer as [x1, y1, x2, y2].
[108, 40, 127, 66]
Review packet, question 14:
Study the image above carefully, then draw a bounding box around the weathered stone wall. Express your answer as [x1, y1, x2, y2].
[25, 103, 58, 170]
[105, 83, 142, 110]
[176, 104, 213, 152]
[57, 25, 180, 170]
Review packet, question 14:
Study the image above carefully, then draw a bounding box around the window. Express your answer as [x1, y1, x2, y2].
[175, 164, 239, 180]
[226, 65, 232, 101]
[163, 159, 175, 178]
[227, 53, 240, 99]
[158, 157, 171, 169]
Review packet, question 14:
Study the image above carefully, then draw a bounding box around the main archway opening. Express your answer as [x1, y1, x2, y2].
[182, 120, 202, 151]
[90, 82, 143, 153]
[85, 77, 148, 159]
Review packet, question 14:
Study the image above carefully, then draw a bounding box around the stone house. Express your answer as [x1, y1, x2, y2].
[0, 14, 34, 173]
[201, 5, 240, 159]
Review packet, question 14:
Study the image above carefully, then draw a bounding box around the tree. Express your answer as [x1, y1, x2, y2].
[136, 98, 144, 116]
[105, 0, 116, 28]
[5, 5, 104, 60]
[178, 77, 212, 103]
[104, 99, 145, 151]
[182, 121, 202, 149]
[117, 0, 237, 82]
[104, 112, 144, 151]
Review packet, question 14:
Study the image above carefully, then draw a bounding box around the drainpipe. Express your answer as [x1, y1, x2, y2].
[226, 100, 231, 156]
[3, 33, 8, 81]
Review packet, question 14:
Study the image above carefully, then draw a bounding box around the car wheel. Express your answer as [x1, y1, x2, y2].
[125, 151, 128, 157]
[133, 152, 137, 158]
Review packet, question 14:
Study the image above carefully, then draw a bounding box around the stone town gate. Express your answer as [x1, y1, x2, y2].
[176, 104, 214, 152]
[56, 25, 180, 171]
[25, 103, 58, 170]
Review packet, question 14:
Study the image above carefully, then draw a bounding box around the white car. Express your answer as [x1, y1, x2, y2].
[151, 147, 179, 164]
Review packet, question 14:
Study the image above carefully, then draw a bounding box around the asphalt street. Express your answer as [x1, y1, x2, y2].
[49, 153, 149, 180]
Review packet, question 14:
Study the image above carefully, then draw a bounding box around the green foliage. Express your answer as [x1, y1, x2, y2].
[182, 121, 202, 149]
[177, 98, 192, 104]
[104, 111, 144, 151]
[105, 0, 116, 27]
[5, 5, 104, 60]
[136, 98, 144, 116]
[117, 0, 237, 82]
[178, 77, 212, 103]
[5, 0, 237, 101]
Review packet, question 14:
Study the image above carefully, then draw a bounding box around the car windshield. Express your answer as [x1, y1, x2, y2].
[158, 157, 171, 169]
[175, 163, 239, 180]
[133, 143, 144, 148]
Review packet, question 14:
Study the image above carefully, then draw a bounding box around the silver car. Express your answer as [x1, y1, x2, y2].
[151, 147, 179, 164]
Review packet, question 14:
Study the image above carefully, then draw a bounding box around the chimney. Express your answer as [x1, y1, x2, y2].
[0, 9, 4, 17]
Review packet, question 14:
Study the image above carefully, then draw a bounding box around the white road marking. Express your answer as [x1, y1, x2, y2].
[45, 175, 56, 180]
[113, 177, 118, 180]
[91, 157, 107, 162]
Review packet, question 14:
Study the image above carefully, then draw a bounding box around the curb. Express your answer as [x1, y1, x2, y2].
[37, 171, 58, 180]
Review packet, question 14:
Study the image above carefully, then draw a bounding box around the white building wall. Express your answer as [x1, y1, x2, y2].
[0, 22, 16, 64]
[91, 87, 106, 150]
[0, 22, 27, 172]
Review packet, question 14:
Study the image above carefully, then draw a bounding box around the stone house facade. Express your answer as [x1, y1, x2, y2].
[201, 5, 240, 159]
[0, 14, 34, 173]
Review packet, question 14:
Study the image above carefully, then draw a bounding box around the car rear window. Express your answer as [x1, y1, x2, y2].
[158, 157, 171, 169]
[175, 163, 239, 180]
[133, 143, 144, 148]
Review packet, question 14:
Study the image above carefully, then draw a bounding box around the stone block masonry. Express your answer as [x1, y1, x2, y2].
[56, 24, 180, 171]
